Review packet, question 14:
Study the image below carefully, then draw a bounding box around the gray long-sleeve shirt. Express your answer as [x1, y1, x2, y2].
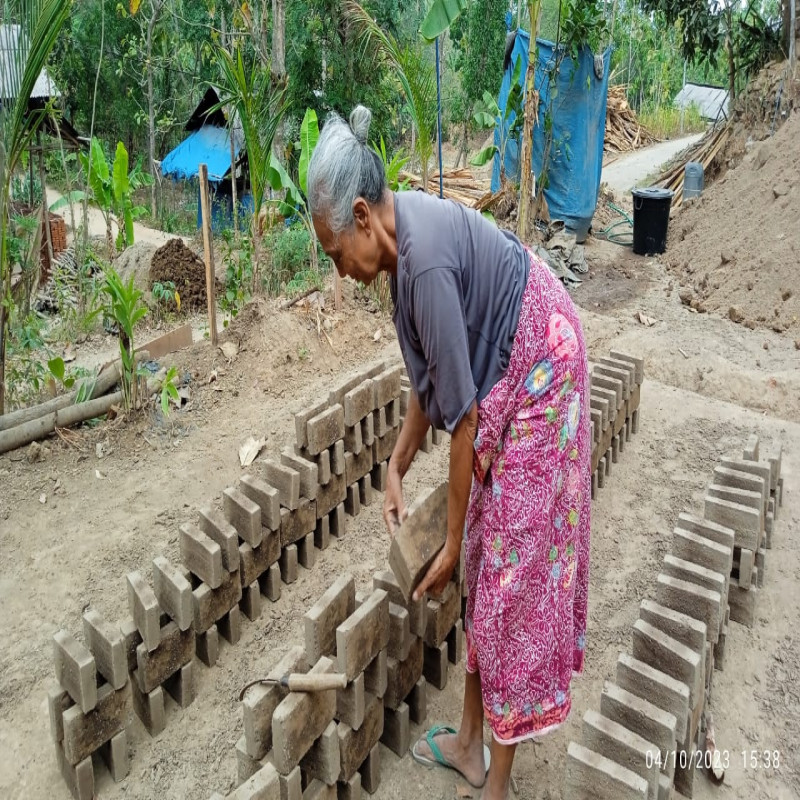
[390, 190, 529, 433]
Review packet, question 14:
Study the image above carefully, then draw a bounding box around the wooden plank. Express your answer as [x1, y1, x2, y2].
[198, 163, 218, 346]
[141, 324, 193, 360]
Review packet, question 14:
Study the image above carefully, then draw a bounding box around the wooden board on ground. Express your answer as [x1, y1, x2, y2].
[142, 324, 193, 360]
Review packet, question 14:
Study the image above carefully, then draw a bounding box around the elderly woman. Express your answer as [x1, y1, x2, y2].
[307, 107, 591, 800]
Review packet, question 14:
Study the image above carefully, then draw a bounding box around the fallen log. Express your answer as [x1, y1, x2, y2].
[0, 390, 124, 455]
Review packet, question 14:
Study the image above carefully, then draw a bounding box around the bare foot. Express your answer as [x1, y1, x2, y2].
[415, 730, 487, 788]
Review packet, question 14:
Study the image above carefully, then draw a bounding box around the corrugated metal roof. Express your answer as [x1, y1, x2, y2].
[161, 126, 242, 182]
[0, 24, 61, 101]
[674, 83, 729, 121]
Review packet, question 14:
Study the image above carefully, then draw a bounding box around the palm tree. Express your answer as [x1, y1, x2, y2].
[0, 0, 72, 415]
[344, 0, 438, 190]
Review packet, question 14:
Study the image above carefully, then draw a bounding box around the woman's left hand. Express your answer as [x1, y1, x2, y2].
[413, 541, 460, 602]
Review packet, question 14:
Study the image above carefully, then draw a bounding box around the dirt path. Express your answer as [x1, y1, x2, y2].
[1, 248, 798, 799]
[602, 133, 705, 195]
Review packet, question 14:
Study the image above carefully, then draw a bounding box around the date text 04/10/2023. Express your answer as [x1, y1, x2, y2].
[645, 749, 781, 771]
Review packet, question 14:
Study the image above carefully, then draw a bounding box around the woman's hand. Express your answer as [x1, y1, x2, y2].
[383, 465, 407, 535]
[413, 540, 460, 601]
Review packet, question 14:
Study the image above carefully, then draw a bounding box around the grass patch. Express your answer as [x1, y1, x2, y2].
[639, 103, 707, 140]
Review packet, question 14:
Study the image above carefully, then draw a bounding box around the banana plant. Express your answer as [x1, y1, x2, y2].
[420, 0, 468, 42]
[469, 55, 524, 187]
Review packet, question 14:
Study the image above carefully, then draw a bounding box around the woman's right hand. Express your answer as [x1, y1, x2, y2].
[383, 464, 408, 535]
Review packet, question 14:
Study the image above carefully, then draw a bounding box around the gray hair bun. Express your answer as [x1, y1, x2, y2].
[349, 105, 372, 145]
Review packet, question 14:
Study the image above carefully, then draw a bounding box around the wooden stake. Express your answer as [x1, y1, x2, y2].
[334, 272, 342, 311]
[198, 163, 218, 345]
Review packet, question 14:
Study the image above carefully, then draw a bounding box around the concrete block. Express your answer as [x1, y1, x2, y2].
[240, 531, 281, 587]
[243, 646, 308, 759]
[609, 350, 645, 384]
[712, 467, 767, 513]
[632, 619, 702, 708]
[281, 448, 319, 501]
[361, 414, 374, 448]
[657, 772, 671, 800]
[280, 500, 317, 547]
[565, 742, 648, 800]
[640, 599, 706, 654]
[62, 682, 129, 765]
[135, 621, 194, 693]
[303, 780, 336, 800]
[372, 428, 398, 464]
[330, 503, 346, 538]
[707, 483, 763, 516]
[382, 701, 410, 757]
[48, 685, 74, 743]
[305, 575, 356, 662]
[373, 571, 426, 638]
[582, 710, 659, 800]
[252, 463, 300, 513]
[300, 722, 340, 797]
[358, 476, 373, 508]
[363, 650, 387, 700]
[272, 656, 337, 774]
[419, 427, 433, 454]
[236, 734, 265, 783]
[199, 506, 241, 572]
[131, 679, 165, 736]
[674, 746, 698, 799]
[120, 617, 141, 673]
[275, 764, 304, 800]
[388, 483, 448, 602]
[316, 473, 347, 520]
[656, 574, 721, 649]
[337, 773, 361, 800]
[447, 620, 464, 665]
[591, 373, 624, 409]
[386, 602, 411, 662]
[343, 380, 375, 426]
[595, 363, 631, 399]
[337, 694, 384, 782]
[193, 568, 243, 633]
[53, 630, 97, 714]
[196, 624, 219, 667]
[152, 556, 194, 632]
[359, 742, 381, 794]
[387, 399, 401, 430]
[676, 512, 735, 550]
[181, 523, 224, 589]
[82, 609, 127, 690]
[423, 641, 448, 690]
[407, 676, 427, 725]
[373, 407, 387, 438]
[755, 547, 766, 587]
[224, 487, 264, 545]
[592, 386, 618, 421]
[241, 581, 263, 621]
[671, 529, 732, 579]
[344, 423, 363, 456]
[295, 400, 330, 450]
[742, 433, 760, 461]
[385, 637, 423, 710]
[714, 623, 728, 670]
[219, 605, 242, 645]
[315, 515, 331, 551]
[297, 446, 331, 486]
[164, 659, 195, 708]
[126, 571, 162, 653]
[344, 484, 360, 517]
[373, 367, 402, 408]
[600, 682, 677, 774]
[336, 590, 389, 681]
[728, 578, 757, 627]
[331, 440, 346, 476]
[261, 563, 282, 602]
[307, 405, 346, 456]
[738, 548, 755, 589]
[99, 728, 129, 782]
[280, 545, 299, 584]
[297, 532, 316, 569]
[703, 496, 760, 551]
[765, 444, 781, 489]
[55, 744, 94, 800]
[229, 763, 281, 800]
[337, 672, 366, 730]
[424, 581, 461, 647]
[662, 555, 726, 615]
[370, 462, 387, 493]
[345, 446, 374, 487]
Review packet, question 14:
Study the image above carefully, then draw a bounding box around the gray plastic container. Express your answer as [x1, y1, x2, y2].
[683, 161, 704, 200]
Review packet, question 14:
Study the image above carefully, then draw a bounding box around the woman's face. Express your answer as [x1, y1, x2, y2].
[313, 199, 381, 286]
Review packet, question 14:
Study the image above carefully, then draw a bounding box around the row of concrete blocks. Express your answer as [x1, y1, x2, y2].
[590, 351, 645, 498]
[223, 563, 464, 800]
[565, 434, 785, 800]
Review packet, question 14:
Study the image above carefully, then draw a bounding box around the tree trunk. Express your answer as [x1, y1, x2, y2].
[0, 301, 6, 415]
[146, 1, 165, 218]
[271, 0, 286, 80]
[517, 0, 542, 244]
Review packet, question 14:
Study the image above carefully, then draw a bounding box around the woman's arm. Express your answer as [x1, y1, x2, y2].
[412, 400, 478, 601]
[384, 390, 430, 533]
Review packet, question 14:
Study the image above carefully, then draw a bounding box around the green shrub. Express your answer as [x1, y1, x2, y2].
[264, 224, 328, 297]
[639, 102, 707, 140]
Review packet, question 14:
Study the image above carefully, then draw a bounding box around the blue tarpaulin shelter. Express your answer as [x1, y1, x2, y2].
[492, 30, 611, 241]
[161, 126, 241, 183]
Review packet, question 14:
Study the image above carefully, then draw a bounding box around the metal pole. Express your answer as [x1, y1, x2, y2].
[680, 60, 687, 135]
[436, 36, 444, 199]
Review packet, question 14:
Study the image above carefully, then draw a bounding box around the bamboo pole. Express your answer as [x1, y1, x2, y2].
[198, 164, 218, 346]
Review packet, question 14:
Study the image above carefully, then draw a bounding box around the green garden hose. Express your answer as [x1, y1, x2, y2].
[601, 202, 634, 246]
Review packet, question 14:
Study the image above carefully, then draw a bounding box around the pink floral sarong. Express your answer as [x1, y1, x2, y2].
[464, 249, 591, 744]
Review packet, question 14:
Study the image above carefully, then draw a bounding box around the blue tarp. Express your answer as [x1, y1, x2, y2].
[492, 31, 611, 240]
[161, 126, 240, 183]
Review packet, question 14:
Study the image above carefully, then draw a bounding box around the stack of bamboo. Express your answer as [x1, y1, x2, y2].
[604, 86, 657, 154]
[655, 122, 731, 207]
[400, 168, 494, 209]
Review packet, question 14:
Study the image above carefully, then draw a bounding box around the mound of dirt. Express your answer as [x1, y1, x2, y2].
[115, 241, 158, 298]
[665, 110, 799, 334]
[149, 238, 208, 311]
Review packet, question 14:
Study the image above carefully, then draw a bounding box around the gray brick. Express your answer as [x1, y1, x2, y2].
[305, 575, 356, 662]
[565, 742, 648, 800]
[294, 400, 329, 450]
[241, 472, 284, 526]
[316, 472, 346, 519]
[131, 679, 165, 736]
[656, 574, 721, 649]
[297, 532, 315, 570]
[300, 720, 340, 786]
[180, 523, 224, 589]
[135, 621, 194, 693]
[345, 447, 373, 487]
[344, 380, 374, 426]
[98, 728, 129, 782]
[281, 448, 319, 501]
[198, 506, 240, 572]
[279, 545, 298, 584]
[364, 649, 387, 699]
[239, 530, 281, 587]
[193, 569, 243, 633]
[224, 487, 263, 546]
[344, 423, 363, 456]
[372, 366, 402, 408]
[703, 495, 761, 551]
[53, 630, 97, 715]
[336, 589, 389, 681]
[152, 556, 193, 632]
[307, 405, 346, 456]
[640, 599, 707, 653]
[336, 672, 365, 730]
[373, 570, 426, 637]
[62, 681, 129, 765]
[126, 571, 161, 653]
[280, 498, 317, 546]
[331, 440, 346, 476]
[82, 609, 127, 690]
[609, 350, 645, 384]
[48, 684, 74, 743]
[337, 694, 384, 782]
[55, 745, 94, 800]
[385, 637, 423, 710]
[672, 528, 732, 579]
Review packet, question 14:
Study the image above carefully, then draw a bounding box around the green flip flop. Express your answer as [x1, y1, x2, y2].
[410, 724, 491, 788]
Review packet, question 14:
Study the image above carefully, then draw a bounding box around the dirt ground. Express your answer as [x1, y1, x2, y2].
[1, 228, 798, 799]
